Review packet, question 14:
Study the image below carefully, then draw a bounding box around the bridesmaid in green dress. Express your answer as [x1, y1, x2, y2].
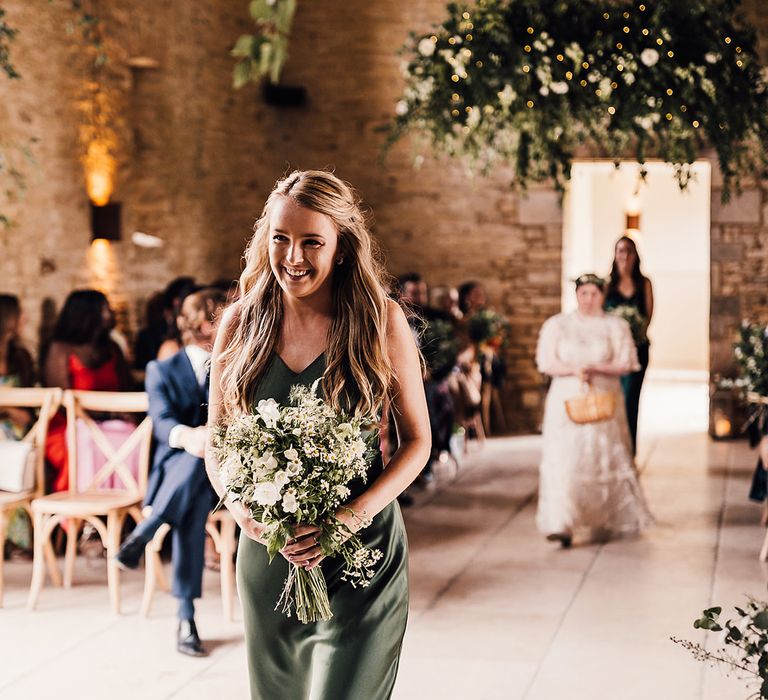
[205, 170, 431, 700]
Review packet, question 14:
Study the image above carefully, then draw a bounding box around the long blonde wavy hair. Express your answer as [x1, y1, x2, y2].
[218, 170, 394, 419]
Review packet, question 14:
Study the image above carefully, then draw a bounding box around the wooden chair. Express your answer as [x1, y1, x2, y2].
[0, 387, 63, 606]
[27, 390, 152, 613]
[141, 508, 237, 621]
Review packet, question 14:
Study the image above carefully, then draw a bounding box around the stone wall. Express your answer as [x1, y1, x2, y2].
[0, 1, 767, 433]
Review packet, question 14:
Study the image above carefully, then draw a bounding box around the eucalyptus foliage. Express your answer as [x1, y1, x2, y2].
[389, 0, 768, 197]
[673, 600, 768, 699]
[232, 0, 297, 88]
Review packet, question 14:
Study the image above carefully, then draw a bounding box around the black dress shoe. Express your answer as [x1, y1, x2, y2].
[177, 619, 207, 657]
[114, 534, 146, 570]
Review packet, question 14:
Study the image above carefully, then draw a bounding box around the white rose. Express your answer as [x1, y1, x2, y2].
[395, 100, 409, 116]
[282, 489, 299, 514]
[274, 470, 289, 487]
[252, 481, 281, 506]
[256, 399, 281, 428]
[550, 81, 569, 95]
[418, 37, 436, 57]
[640, 48, 659, 67]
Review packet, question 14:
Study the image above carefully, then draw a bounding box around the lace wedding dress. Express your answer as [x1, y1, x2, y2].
[535, 312, 653, 542]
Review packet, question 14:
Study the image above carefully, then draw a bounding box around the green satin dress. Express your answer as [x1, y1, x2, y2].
[237, 353, 409, 700]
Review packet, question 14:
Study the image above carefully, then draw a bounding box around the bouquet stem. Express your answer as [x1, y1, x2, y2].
[277, 564, 332, 623]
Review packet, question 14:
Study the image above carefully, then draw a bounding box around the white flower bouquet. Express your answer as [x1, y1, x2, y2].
[608, 304, 648, 345]
[213, 382, 382, 623]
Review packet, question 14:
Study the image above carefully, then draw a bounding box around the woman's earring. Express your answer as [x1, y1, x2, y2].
[336, 257, 344, 265]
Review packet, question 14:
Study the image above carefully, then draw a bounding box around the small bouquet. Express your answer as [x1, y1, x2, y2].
[467, 309, 510, 349]
[735, 320, 768, 397]
[213, 382, 381, 623]
[608, 304, 648, 345]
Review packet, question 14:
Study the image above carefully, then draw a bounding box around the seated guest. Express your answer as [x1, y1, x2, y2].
[156, 276, 199, 361]
[0, 294, 36, 554]
[43, 289, 132, 492]
[429, 285, 463, 324]
[115, 288, 227, 657]
[133, 291, 167, 372]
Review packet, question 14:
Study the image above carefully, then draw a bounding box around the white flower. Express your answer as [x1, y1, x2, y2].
[284, 447, 299, 462]
[395, 100, 408, 116]
[274, 470, 289, 487]
[335, 423, 355, 439]
[639, 115, 654, 131]
[252, 481, 281, 506]
[646, 96, 657, 108]
[539, 86, 550, 96]
[640, 48, 659, 67]
[599, 78, 612, 95]
[624, 72, 636, 85]
[418, 37, 436, 57]
[466, 107, 481, 129]
[352, 438, 367, 459]
[705, 52, 719, 64]
[256, 399, 281, 428]
[498, 84, 516, 107]
[219, 455, 240, 486]
[282, 488, 298, 513]
[335, 485, 351, 499]
[550, 81, 569, 95]
[286, 460, 302, 477]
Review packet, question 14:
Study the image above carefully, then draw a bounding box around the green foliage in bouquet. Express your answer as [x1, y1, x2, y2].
[608, 303, 648, 344]
[388, 0, 768, 198]
[673, 599, 768, 699]
[421, 317, 459, 381]
[467, 309, 509, 346]
[232, 0, 297, 88]
[214, 382, 383, 623]
[734, 321, 768, 397]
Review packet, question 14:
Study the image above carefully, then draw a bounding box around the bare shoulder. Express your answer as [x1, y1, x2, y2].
[385, 298, 410, 340]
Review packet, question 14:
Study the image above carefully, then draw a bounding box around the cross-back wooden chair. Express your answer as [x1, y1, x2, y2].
[27, 390, 152, 613]
[140, 508, 237, 621]
[0, 387, 63, 607]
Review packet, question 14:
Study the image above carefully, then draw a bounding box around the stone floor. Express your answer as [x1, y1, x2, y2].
[1, 380, 766, 700]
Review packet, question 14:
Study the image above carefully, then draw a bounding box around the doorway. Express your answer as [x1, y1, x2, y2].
[562, 160, 712, 436]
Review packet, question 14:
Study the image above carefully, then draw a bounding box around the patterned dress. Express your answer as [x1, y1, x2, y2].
[535, 312, 653, 541]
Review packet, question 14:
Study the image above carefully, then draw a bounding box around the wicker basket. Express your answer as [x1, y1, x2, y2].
[565, 385, 617, 424]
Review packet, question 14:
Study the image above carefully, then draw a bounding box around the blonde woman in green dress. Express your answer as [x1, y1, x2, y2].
[205, 170, 431, 699]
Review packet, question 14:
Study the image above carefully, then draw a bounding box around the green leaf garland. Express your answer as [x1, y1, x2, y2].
[389, 0, 768, 199]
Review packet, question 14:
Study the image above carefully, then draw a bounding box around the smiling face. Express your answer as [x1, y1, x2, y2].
[575, 283, 605, 316]
[614, 238, 638, 274]
[268, 197, 341, 302]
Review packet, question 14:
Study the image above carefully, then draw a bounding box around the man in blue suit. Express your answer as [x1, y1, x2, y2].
[115, 288, 227, 656]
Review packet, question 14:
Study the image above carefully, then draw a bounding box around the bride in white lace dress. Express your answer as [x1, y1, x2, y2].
[535, 274, 653, 547]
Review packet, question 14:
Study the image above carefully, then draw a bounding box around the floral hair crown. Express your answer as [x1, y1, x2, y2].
[574, 273, 606, 290]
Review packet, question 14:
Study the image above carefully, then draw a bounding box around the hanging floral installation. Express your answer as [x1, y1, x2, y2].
[388, 0, 768, 197]
[231, 0, 297, 88]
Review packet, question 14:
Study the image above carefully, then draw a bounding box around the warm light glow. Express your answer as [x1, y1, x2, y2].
[85, 140, 116, 206]
[87, 238, 119, 297]
[626, 193, 641, 217]
[714, 415, 731, 438]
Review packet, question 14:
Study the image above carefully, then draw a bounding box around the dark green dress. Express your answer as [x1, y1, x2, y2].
[237, 353, 409, 700]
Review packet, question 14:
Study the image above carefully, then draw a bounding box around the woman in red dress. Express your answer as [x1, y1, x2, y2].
[43, 290, 132, 492]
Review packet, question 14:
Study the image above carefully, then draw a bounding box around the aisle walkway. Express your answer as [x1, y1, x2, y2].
[1, 381, 765, 699]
